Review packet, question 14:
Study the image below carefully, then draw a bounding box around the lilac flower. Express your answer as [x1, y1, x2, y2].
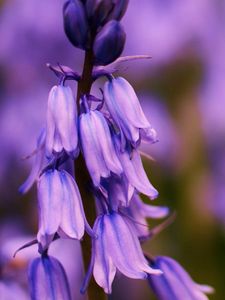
[28, 255, 72, 300]
[37, 169, 91, 249]
[104, 77, 157, 147]
[79, 109, 122, 186]
[148, 256, 214, 300]
[121, 193, 169, 237]
[84, 212, 162, 294]
[46, 85, 79, 158]
[114, 136, 158, 199]
[19, 129, 46, 194]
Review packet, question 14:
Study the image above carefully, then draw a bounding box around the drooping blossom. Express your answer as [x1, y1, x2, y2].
[79, 108, 122, 186]
[82, 212, 162, 294]
[37, 169, 92, 249]
[104, 77, 157, 147]
[46, 85, 79, 159]
[147, 256, 214, 300]
[28, 255, 72, 300]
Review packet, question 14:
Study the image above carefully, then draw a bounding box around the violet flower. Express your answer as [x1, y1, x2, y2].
[28, 255, 72, 300]
[79, 109, 122, 186]
[46, 85, 79, 159]
[82, 212, 162, 294]
[104, 77, 157, 147]
[121, 193, 169, 237]
[114, 136, 158, 199]
[148, 256, 214, 300]
[37, 169, 92, 249]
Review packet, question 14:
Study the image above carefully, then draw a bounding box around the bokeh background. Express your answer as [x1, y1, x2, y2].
[0, 0, 224, 299]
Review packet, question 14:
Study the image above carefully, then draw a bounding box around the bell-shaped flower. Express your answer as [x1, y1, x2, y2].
[82, 212, 162, 294]
[114, 136, 158, 199]
[79, 109, 122, 186]
[19, 129, 46, 194]
[148, 256, 214, 300]
[46, 85, 79, 158]
[121, 193, 169, 237]
[104, 77, 157, 146]
[28, 255, 72, 300]
[37, 169, 91, 249]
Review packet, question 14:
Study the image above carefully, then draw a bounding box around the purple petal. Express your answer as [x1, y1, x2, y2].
[132, 194, 169, 219]
[58, 171, 85, 240]
[93, 216, 116, 294]
[79, 112, 109, 186]
[148, 256, 212, 300]
[51, 86, 78, 155]
[117, 145, 158, 199]
[104, 213, 161, 278]
[28, 255, 72, 300]
[37, 170, 62, 248]
[19, 129, 46, 194]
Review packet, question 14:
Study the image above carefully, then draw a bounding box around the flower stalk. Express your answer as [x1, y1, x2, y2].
[75, 49, 107, 300]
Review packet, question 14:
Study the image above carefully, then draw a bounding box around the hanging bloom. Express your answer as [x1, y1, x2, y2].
[37, 169, 91, 249]
[121, 193, 169, 237]
[104, 77, 157, 147]
[147, 256, 214, 300]
[79, 109, 122, 186]
[83, 212, 162, 294]
[46, 85, 79, 158]
[19, 129, 46, 194]
[114, 135, 158, 199]
[28, 255, 72, 300]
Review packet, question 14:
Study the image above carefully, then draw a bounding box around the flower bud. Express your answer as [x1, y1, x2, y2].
[86, 0, 114, 28]
[109, 0, 129, 20]
[63, 0, 89, 49]
[93, 20, 126, 65]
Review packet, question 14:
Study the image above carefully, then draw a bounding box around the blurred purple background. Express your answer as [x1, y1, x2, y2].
[0, 1, 224, 299]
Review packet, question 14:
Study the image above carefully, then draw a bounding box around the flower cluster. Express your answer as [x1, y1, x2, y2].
[19, 1, 213, 299]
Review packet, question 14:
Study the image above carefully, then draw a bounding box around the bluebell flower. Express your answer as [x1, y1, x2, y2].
[19, 129, 46, 194]
[82, 212, 162, 294]
[104, 77, 157, 147]
[37, 169, 92, 249]
[121, 193, 169, 237]
[28, 255, 72, 300]
[46, 85, 79, 158]
[114, 136, 158, 199]
[79, 109, 122, 186]
[148, 256, 214, 300]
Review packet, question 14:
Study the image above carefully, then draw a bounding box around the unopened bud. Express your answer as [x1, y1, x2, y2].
[110, 0, 129, 20]
[86, 0, 114, 28]
[63, 0, 89, 49]
[93, 20, 126, 65]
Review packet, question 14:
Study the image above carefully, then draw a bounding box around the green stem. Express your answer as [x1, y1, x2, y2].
[75, 50, 107, 300]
